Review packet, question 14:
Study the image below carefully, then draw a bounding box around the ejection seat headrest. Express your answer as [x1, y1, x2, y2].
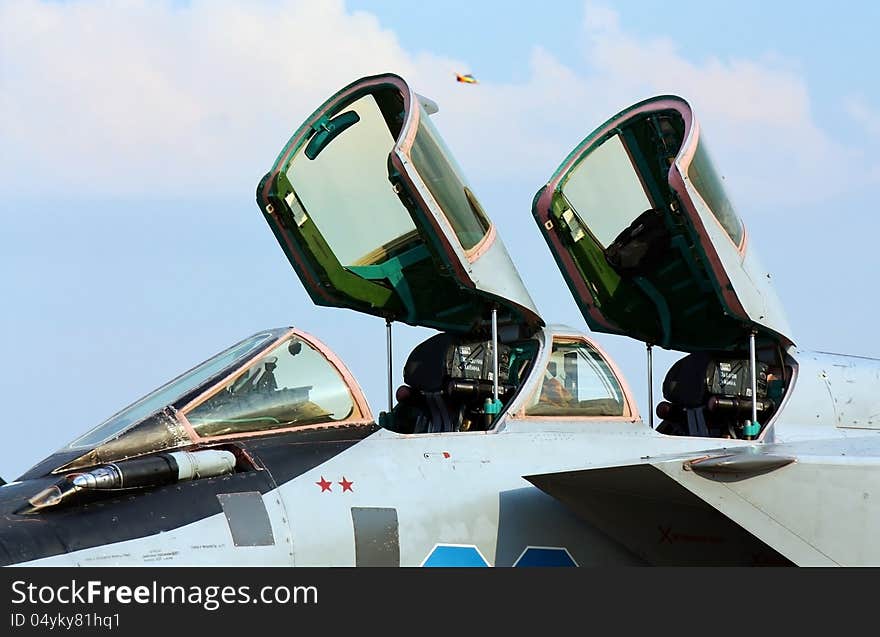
[662, 351, 713, 408]
[403, 333, 457, 392]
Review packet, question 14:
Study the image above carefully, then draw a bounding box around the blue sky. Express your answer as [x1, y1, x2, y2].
[1, 0, 878, 479]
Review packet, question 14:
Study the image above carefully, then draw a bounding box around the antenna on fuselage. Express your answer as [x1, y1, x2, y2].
[386, 318, 394, 413]
[646, 343, 654, 429]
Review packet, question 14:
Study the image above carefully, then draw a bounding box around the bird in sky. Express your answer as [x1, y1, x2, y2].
[455, 73, 478, 84]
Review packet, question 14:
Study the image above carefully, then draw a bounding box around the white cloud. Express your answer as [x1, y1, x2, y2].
[842, 97, 880, 185]
[0, 0, 431, 196]
[844, 96, 880, 138]
[0, 0, 874, 207]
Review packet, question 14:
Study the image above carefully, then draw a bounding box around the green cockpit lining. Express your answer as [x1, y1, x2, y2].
[265, 170, 511, 334]
[548, 110, 756, 351]
[550, 192, 658, 341]
[508, 339, 539, 385]
[632, 276, 671, 347]
[270, 171, 401, 313]
[347, 244, 429, 323]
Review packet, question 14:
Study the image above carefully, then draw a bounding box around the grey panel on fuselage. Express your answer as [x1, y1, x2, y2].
[217, 492, 275, 547]
[351, 507, 400, 566]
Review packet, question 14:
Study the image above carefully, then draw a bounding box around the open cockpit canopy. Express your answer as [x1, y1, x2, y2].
[257, 73, 542, 338]
[533, 95, 793, 353]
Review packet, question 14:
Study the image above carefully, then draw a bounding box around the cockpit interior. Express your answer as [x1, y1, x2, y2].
[380, 329, 633, 434]
[655, 347, 792, 439]
[381, 332, 539, 433]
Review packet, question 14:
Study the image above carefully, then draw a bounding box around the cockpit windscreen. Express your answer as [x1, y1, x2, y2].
[184, 335, 358, 437]
[65, 330, 283, 450]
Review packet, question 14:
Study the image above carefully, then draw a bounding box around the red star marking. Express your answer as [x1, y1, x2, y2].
[316, 476, 332, 492]
[339, 477, 354, 492]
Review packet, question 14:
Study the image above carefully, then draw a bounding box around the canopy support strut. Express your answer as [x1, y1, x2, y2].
[386, 319, 393, 413]
[647, 343, 654, 429]
[483, 307, 503, 426]
[744, 330, 760, 440]
[492, 307, 499, 404]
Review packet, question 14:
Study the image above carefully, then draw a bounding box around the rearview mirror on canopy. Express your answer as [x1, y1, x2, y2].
[304, 110, 361, 160]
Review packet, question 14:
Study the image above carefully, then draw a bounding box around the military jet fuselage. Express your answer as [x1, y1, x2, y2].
[3, 75, 880, 566]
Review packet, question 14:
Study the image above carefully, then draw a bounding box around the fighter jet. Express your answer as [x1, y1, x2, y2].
[0, 74, 872, 567]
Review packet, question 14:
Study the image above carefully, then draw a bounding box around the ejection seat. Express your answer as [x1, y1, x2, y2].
[384, 333, 516, 434]
[395, 333, 464, 434]
[656, 352, 714, 437]
[656, 352, 774, 439]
